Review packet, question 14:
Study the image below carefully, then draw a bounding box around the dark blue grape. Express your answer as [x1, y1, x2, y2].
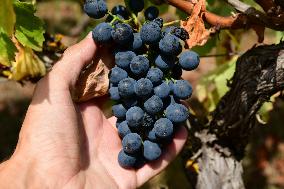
[131, 33, 144, 52]
[115, 51, 136, 69]
[92, 22, 113, 44]
[172, 63, 183, 79]
[111, 5, 129, 19]
[153, 18, 163, 28]
[111, 23, 134, 46]
[154, 54, 176, 70]
[109, 87, 120, 100]
[179, 50, 200, 71]
[163, 26, 177, 35]
[165, 103, 189, 123]
[159, 33, 181, 55]
[173, 80, 192, 99]
[144, 95, 163, 115]
[84, 0, 108, 19]
[122, 98, 138, 108]
[172, 27, 189, 40]
[140, 22, 161, 44]
[143, 140, 162, 161]
[122, 133, 142, 154]
[154, 82, 170, 99]
[129, 0, 144, 12]
[142, 113, 155, 128]
[144, 6, 159, 21]
[126, 106, 144, 128]
[134, 78, 153, 98]
[146, 68, 163, 86]
[147, 129, 158, 142]
[116, 119, 124, 128]
[118, 150, 137, 168]
[130, 55, 150, 76]
[109, 67, 128, 85]
[154, 118, 173, 139]
[112, 104, 127, 119]
[118, 121, 131, 138]
[118, 78, 136, 97]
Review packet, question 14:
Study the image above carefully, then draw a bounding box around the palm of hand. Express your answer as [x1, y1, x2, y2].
[10, 35, 187, 189]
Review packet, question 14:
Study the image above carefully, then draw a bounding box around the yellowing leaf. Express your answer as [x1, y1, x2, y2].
[0, 0, 16, 36]
[9, 43, 46, 81]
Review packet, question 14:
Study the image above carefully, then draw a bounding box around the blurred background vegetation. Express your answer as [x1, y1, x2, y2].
[0, 0, 284, 188]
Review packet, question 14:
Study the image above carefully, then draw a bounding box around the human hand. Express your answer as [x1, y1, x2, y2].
[0, 33, 188, 189]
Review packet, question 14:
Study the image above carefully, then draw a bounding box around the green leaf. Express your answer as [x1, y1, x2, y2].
[0, 0, 16, 36]
[0, 29, 17, 67]
[13, 1, 45, 51]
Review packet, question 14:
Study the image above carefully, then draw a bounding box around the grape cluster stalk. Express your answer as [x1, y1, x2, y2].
[84, 0, 200, 169]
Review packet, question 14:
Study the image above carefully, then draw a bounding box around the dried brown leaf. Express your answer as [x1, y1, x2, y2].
[73, 59, 110, 102]
[181, 0, 215, 48]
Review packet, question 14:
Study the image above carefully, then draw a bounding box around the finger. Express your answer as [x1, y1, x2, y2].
[136, 126, 188, 187]
[51, 32, 98, 87]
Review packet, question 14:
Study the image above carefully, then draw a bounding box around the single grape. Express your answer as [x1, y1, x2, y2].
[134, 78, 153, 98]
[172, 27, 189, 41]
[122, 133, 142, 154]
[143, 140, 162, 161]
[165, 103, 189, 123]
[92, 22, 113, 44]
[109, 87, 120, 100]
[130, 55, 150, 76]
[122, 98, 138, 108]
[144, 6, 159, 21]
[154, 54, 176, 70]
[131, 33, 144, 52]
[154, 82, 170, 99]
[147, 129, 158, 142]
[142, 113, 155, 128]
[126, 106, 144, 128]
[112, 104, 127, 119]
[163, 26, 177, 35]
[153, 118, 173, 139]
[115, 51, 136, 69]
[172, 63, 183, 79]
[111, 5, 129, 19]
[118, 121, 131, 138]
[116, 119, 124, 128]
[84, 0, 108, 19]
[118, 78, 136, 97]
[179, 50, 200, 71]
[118, 150, 137, 168]
[159, 33, 181, 56]
[144, 95, 163, 115]
[140, 22, 161, 44]
[109, 66, 128, 85]
[111, 23, 134, 46]
[146, 68, 163, 86]
[129, 0, 144, 12]
[153, 18, 163, 28]
[173, 80, 193, 99]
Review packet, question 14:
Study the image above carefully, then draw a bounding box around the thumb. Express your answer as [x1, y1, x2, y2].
[51, 32, 98, 88]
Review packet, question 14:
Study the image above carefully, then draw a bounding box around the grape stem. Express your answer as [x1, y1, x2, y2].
[163, 20, 181, 27]
[108, 11, 133, 25]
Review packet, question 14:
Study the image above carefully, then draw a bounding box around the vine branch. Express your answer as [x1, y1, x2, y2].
[166, 0, 284, 30]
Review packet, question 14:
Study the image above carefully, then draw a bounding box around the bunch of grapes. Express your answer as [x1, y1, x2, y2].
[84, 0, 200, 168]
